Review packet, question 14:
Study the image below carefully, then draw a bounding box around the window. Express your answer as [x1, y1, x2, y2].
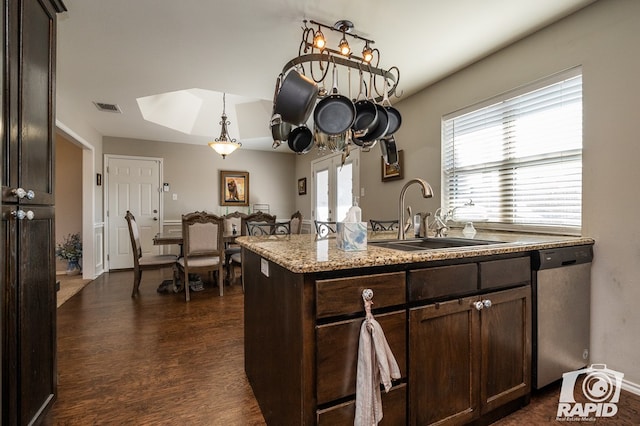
[442, 67, 582, 234]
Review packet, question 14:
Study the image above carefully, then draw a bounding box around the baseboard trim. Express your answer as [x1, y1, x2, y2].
[621, 378, 640, 396]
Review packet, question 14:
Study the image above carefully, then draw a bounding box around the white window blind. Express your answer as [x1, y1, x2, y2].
[442, 68, 582, 233]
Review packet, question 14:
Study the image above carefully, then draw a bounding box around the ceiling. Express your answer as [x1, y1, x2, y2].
[56, 0, 597, 151]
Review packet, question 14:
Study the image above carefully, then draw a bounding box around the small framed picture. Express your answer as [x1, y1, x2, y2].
[298, 177, 307, 195]
[381, 150, 404, 181]
[220, 170, 249, 206]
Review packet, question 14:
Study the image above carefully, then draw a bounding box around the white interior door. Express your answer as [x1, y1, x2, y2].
[106, 156, 162, 269]
[311, 149, 360, 224]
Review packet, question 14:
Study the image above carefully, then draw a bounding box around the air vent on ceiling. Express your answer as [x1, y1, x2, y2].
[93, 102, 122, 113]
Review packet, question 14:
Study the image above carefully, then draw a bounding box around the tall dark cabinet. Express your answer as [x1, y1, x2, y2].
[2, 0, 66, 424]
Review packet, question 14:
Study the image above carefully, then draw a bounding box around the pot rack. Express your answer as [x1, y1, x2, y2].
[281, 19, 401, 102]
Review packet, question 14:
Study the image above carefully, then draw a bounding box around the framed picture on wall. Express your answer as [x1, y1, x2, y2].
[220, 170, 249, 206]
[298, 177, 307, 195]
[381, 150, 404, 181]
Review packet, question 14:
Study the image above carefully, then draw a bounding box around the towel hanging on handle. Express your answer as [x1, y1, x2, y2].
[355, 289, 401, 426]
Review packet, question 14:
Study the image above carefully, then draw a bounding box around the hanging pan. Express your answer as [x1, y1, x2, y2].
[351, 68, 378, 139]
[313, 62, 356, 136]
[353, 71, 389, 145]
[381, 77, 402, 136]
[379, 135, 399, 165]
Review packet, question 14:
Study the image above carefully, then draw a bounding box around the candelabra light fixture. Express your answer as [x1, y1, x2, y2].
[208, 92, 241, 159]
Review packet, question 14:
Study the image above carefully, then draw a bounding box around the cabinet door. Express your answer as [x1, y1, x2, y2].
[2, 205, 56, 425]
[409, 297, 481, 425]
[479, 286, 531, 414]
[2, 0, 57, 205]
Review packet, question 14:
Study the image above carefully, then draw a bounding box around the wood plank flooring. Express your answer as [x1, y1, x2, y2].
[43, 270, 265, 425]
[43, 269, 640, 425]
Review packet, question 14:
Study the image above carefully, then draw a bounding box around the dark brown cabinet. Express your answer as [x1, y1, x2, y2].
[1, 1, 65, 424]
[409, 260, 531, 426]
[245, 249, 533, 425]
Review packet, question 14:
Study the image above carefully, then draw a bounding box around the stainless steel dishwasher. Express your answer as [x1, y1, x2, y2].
[532, 244, 593, 389]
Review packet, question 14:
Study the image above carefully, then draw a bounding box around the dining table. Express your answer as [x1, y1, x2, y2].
[153, 231, 240, 284]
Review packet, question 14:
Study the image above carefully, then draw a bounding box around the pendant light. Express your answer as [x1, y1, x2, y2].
[208, 93, 241, 159]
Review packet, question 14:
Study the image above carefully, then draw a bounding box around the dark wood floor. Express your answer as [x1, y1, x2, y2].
[44, 270, 640, 425]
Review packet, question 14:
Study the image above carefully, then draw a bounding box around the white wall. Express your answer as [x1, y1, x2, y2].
[307, 0, 639, 385]
[103, 137, 297, 220]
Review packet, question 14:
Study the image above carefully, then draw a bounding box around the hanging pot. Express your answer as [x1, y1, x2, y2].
[288, 124, 314, 154]
[329, 129, 351, 153]
[274, 69, 319, 125]
[314, 63, 356, 136]
[351, 69, 378, 138]
[314, 124, 330, 151]
[270, 113, 292, 146]
[381, 78, 402, 136]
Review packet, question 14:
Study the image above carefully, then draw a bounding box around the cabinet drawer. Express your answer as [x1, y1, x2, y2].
[479, 257, 531, 290]
[317, 383, 407, 425]
[316, 310, 406, 405]
[316, 272, 405, 318]
[408, 263, 477, 302]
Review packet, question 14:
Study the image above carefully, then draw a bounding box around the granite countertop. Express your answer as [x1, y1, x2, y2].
[236, 230, 594, 274]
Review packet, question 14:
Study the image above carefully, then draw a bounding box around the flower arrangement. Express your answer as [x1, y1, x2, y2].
[55, 233, 83, 262]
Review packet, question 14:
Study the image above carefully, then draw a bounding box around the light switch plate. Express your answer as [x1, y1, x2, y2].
[260, 258, 269, 277]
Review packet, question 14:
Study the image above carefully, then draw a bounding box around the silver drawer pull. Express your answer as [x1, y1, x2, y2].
[11, 188, 35, 200]
[12, 209, 35, 220]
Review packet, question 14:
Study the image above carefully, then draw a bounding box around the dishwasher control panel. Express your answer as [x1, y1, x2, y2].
[533, 245, 593, 270]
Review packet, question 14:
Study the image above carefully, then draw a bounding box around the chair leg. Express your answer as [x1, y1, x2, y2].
[218, 268, 223, 297]
[183, 267, 190, 302]
[132, 268, 142, 297]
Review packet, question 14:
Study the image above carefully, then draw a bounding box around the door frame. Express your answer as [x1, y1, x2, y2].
[104, 154, 164, 271]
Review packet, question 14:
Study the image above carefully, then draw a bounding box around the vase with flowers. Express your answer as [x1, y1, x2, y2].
[56, 233, 83, 275]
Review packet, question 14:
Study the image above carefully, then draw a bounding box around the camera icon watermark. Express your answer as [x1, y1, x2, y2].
[557, 364, 624, 421]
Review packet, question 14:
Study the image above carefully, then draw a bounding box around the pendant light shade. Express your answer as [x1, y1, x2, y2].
[208, 93, 241, 159]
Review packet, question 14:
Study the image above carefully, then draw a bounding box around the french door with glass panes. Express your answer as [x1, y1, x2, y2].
[311, 149, 360, 224]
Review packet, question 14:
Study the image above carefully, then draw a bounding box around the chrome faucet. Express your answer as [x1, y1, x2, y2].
[398, 178, 434, 240]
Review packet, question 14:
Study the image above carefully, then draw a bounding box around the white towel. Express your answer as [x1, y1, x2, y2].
[354, 317, 401, 426]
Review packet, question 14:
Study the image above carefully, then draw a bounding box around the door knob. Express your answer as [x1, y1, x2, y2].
[12, 209, 35, 220]
[473, 301, 484, 311]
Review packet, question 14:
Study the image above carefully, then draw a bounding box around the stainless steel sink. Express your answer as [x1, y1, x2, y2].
[369, 237, 504, 251]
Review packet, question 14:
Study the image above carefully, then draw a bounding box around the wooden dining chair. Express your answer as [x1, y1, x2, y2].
[229, 212, 276, 287]
[289, 211, 303, 234]
[125, 211, 178, 298]
[223, 211, 247, 284]
[177, 211, 225, 301]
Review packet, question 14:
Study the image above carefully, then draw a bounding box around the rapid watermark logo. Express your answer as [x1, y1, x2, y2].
[557, 364, 624, 421]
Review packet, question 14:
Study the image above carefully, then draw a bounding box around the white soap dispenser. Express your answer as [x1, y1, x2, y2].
[349, 196, 362, 222]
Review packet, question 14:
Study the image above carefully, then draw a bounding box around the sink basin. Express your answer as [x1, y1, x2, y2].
[369, 237, 504, 251]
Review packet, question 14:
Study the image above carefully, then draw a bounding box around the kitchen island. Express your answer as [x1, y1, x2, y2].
[237, 231, 593, 425]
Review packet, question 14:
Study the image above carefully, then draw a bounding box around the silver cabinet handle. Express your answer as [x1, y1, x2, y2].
[11, 188, 35, 200]
[473, 299, 492, 311]
[12, 210, 35, 220]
